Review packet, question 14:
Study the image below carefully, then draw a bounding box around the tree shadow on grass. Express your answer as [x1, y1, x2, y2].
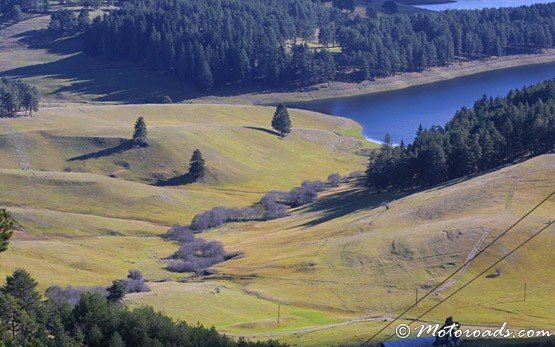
[296, 187, 408, 228]
[155, 173, 196, 187]
[67, 140, 136, 161]
[243, 126, 281, 137]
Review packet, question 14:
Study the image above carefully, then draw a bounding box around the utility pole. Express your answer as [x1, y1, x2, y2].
[277, 304, 281, 325]
[523, 283, 527, 302]
[415, 287, 418, 307]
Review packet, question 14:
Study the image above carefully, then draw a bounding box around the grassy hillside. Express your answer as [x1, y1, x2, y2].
[0, 103, 370, 290]
[0, 13, 199, 103]
[125, 154, 554, 346]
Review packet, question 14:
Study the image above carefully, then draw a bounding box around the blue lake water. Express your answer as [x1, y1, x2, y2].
[289, 62, 555, 144]
[417, 0, 554, 11]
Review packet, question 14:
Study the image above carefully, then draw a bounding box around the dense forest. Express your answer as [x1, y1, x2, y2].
[81, 1, 555, 90]
[366, 79, 555, 191]
[82, 0, 330, 90]
[0, 77, 40, 117]
[0, 268, 284, 346]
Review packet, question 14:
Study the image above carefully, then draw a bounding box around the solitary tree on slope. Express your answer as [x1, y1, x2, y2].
[189, 149, 206, 181]
[271, 104, 291, 138]
[132, 116, 148, 146]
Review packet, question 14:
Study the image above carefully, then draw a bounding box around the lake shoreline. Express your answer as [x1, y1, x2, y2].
[190, 49, 555, 106]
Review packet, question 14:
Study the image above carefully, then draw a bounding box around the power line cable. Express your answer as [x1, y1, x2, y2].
[379, 220, 554, 344]
[361, 191, 554, 345]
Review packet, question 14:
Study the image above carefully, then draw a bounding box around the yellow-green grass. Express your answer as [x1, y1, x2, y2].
[0, 104, 369, 191]
[0, 103, 369, 300]
[2, 236, 180, 292]
[0, 14, 200, 103]
[125, 281, 346, 334]
[155, 154, 554, 344]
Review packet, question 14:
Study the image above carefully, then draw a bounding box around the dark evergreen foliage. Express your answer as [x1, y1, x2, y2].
[0, 0, 41, 14]
[189, 149, 206, 180]
[272, 104, 292, 137]
[106, 280, 126, 302]
[0, 270, 286, 346]
[336, 3, 555, 78]
[0, 209, 14, 253]
[48, 9, 80, 35]
[81, 1, 555, 89]
[82, 0, 329, 89]
[132, 116, 148, 145]
[0, 78, 39, 117]
[366, 79, 555, 191]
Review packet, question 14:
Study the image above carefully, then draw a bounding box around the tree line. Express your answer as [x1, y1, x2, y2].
[82, 0, 332, 90]
[0, 77, 40, 117]
[366, 79, 555, 191]
[80, 1, 555, 90]
[337, 3, 555, 79]
[0, 269, 285, 346]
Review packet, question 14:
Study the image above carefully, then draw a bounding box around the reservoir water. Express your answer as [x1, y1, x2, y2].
[417, 0, 554, 11]
[289, 62, 555, 144]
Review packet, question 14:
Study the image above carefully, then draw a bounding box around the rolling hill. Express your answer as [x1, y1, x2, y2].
[0, 103, 371, 289]
[126, 154, 554, 346]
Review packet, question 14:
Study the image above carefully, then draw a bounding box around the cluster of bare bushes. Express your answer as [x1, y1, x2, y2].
[45, 285, 108, 305]
[163, 173, 349, 274]
[191, 206, 261, 231]
[189, 174, 344, 232]
[45, 270, 149, 304]
[165, 227, 228, 274]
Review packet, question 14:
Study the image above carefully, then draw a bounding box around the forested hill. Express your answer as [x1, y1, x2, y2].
[83, 0, 327, 90]
[81, 1, 555, 90]
[367, 79, 555, 191]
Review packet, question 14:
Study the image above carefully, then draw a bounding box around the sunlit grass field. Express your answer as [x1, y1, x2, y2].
[0, 103, 370, 294]
[0, 11, 553, 347]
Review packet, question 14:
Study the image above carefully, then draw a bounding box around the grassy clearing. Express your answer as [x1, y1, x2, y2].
[1, 236, 179, 292]
[0, 103, 369, 302]
[176, 154, 553, 344]
[0, 104, 369, 190]
[125, 281, 345, 334]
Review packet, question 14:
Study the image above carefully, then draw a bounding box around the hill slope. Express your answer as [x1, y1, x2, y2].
[126, 154, 554, 345]
[0, 103, 370, 288]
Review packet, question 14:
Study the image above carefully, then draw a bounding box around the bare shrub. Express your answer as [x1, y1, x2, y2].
[45, 285, 107, 305]
[287, 181, 323, 207]
[302, 180, 326, 192]
[260, 192, 288, 219]
[165, 225, 196, 242]
[124, 269, 150, 293]
[327, 173, 341, 187]
[168, 237, 226, 273]
[261, 180, 323, 210]
[191, 206, 261, 231]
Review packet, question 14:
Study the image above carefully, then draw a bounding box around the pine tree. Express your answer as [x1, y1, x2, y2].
[11, 5, 23, 23]
[108, 332, 125, 347]
[188, 149, 206, 181]
[2, 269, 40, 311]
[0, 292, 22, 341]
[271, 104, 292, 137]
[106, 280, 126, 302]
[0, 209, 14, 253]
[132, 116, 148, 146]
